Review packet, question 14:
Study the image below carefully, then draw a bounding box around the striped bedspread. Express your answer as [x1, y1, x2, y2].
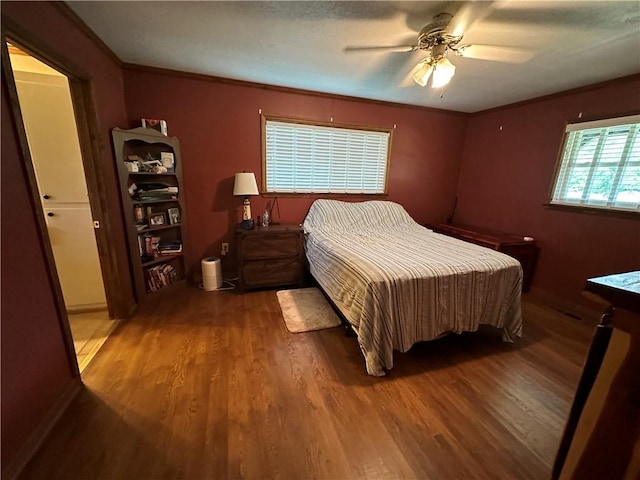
[303, 200, 523, 376]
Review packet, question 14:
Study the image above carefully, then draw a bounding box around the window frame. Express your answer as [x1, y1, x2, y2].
[261, 114, 393, 196]
[546, 113, 640, 217]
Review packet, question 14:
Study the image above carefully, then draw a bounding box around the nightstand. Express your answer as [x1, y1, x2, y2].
[236, 224, 304, 291]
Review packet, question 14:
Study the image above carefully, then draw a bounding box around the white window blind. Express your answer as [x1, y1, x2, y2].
[264, 118, 391, 194]
[550, 114, 640, 213]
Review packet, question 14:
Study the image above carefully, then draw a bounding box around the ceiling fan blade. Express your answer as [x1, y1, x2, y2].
[489, 1, 640, 29]
[344, 45, 417, 53]
[400, 66, 422, 88]
[399, 72, 419, 88]
[446, 1, 496, 38]
[457, 44, 534, 63]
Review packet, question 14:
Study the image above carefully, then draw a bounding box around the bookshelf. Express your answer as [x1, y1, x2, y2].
[111, 127, 187, 300]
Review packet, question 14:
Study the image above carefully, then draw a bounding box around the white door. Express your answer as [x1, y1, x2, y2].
[44, 206, 106, 309]
[12, 64, 107, 311]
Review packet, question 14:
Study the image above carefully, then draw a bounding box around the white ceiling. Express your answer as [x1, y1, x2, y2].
[66, 1, 640, 113]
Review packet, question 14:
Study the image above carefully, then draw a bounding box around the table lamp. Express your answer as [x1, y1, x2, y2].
[233, 172, 259, 230]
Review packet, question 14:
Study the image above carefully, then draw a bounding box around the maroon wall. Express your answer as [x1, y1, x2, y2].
[456, 76, 640, 308]
[122, 69, 468, 277]
[1, 2, 129, 470]
[1, 74, 75, 470]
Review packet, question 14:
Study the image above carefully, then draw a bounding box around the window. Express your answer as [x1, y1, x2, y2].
[262, 115, 392, 194]
[550, 114, 639, 213]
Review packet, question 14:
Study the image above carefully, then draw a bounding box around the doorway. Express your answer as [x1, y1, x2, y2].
[7, 44, 117, 372]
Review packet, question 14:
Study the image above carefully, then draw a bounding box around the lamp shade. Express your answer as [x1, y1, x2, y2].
[411, 60, 434, 87]
[233, 172, 259, 196]
[431, 57, 456, 89]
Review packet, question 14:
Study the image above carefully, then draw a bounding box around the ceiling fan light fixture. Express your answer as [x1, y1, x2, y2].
[431, 57, 456, 88]
[411, 60, 434, 87]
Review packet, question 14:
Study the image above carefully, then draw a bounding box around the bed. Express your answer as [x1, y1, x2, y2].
[303, 199, 523, 376]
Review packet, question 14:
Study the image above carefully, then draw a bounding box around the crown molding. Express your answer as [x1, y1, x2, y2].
[121, 62, 470, 117]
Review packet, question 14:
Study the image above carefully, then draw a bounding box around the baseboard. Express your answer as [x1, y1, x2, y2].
[526, 287, 602, 324]
[2, 377, 82, 480]
[66, 303, 108, 314]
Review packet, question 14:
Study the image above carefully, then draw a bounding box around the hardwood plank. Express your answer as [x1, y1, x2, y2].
[19, 287, 593, 479]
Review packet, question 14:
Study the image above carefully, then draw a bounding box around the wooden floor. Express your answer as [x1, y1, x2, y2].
[68, 309, 118, 372]
[20, 286, 595, 480]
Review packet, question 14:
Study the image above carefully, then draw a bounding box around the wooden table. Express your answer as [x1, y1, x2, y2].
[428, 223, 540, 291]
[552, 271, 640, 480]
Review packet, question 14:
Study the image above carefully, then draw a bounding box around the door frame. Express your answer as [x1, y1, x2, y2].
[1, 17, 134, 374]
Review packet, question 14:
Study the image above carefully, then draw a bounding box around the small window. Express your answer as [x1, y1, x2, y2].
[550, 114, 640, 213]
[262, 115, 392, 194]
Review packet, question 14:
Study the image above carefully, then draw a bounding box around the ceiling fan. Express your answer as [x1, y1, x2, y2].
[345, 2, 532, 90]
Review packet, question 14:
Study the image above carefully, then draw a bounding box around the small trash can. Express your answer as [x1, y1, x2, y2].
[201, 257, 222, 291]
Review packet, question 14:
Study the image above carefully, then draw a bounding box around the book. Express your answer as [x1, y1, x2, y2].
[144, 263, 177, 292]
[130, 182, 179, 200]
[158, 240, 182, 254]
[137, 192, 177, 201]
[150, 236, 161, 256]
[158, 248, 182, 255]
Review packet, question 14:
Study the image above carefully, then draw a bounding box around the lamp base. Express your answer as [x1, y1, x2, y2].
[241, 219, 254, 230]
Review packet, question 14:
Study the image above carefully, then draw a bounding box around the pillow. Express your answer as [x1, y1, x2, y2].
[303, 199, 416, 234]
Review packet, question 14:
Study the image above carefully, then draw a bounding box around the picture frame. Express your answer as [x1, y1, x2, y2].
[161, 152, 175, 172]
[134, 205, 145, 223]
[167, 207, 181, 225]
[149, 213, 166, 227]
[141, 118, 168, 136]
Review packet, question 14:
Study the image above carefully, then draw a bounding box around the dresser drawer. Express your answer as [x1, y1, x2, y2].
[236, 224, 304, 291]
[241, 232, 300, 259]
[241, 258, 301, 287]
